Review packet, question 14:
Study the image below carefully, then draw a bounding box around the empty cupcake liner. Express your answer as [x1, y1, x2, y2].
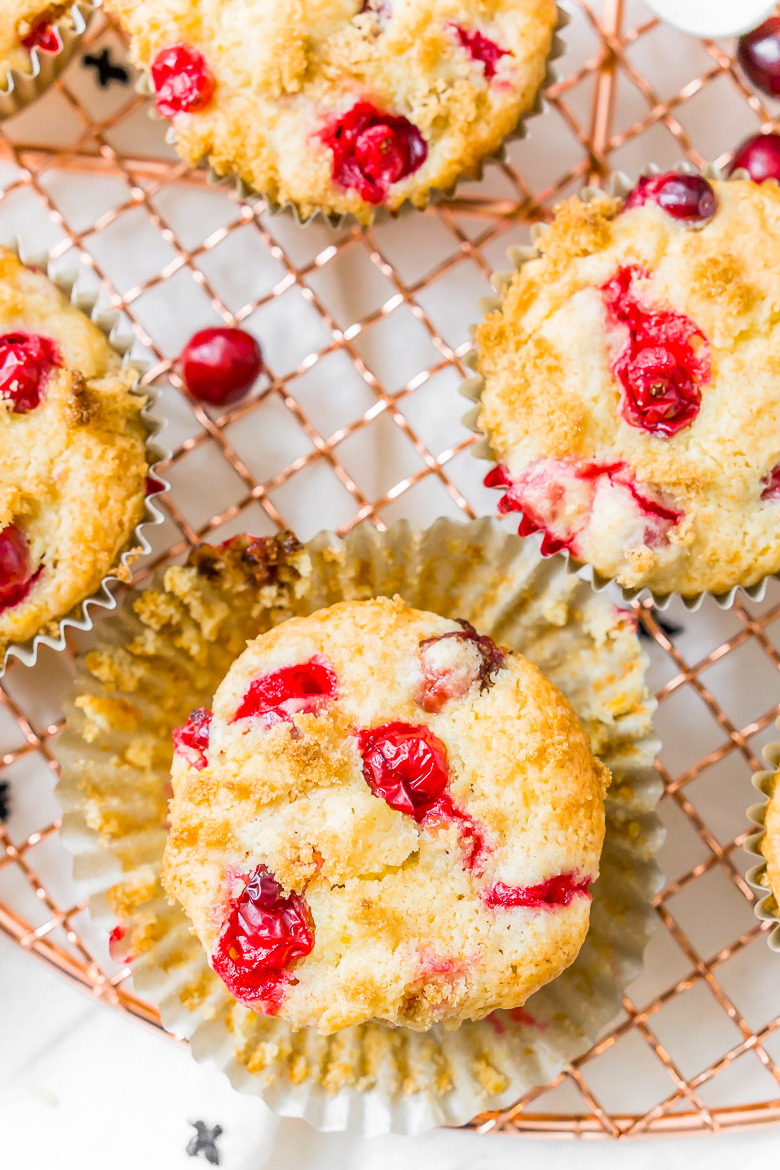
[745, 719, 780, 952]
[0, 2, 95, 121]
[55, 517, 663, 1136]
[461, 162, 780, 613]
[129, 4, 569, 229]
[0, 236, 169, 675]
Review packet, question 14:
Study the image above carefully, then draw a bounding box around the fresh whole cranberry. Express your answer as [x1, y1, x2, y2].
[761, 463, 780, 501]
[232, 656, 338, 726]
[0, 524, 39, 612]
[483, 873, 591, 909]
[172, 707, 213, 770]
[180, 327, 263, 407]
[738, 17, 780, 98]
[213, 865, 314, 1010]
[602, 266, 710, 437]
[729, 132, 780, 183]
[319, 101, 427, 204]
[0, 332, 61, 414]
[151, 44, 215, 119]
[22, 22, 61, 53]
[417, 620, 506, 713]
[623, 173, 717, 225]
[358, 721, 449, 821]
[451, 24, 510, 80]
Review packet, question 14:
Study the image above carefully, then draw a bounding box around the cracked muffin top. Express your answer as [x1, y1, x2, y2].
[105, 0, 558, 224]
[0, 248, 148, 651]
[475, 173, 780, 597]
[162, 594, 609, 1035]
[0, 3, 73, 86]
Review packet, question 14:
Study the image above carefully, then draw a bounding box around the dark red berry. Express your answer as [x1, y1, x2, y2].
[738, 17, 780, 98]
[320, 101, 427, 204]
[232, 657, 338, 726]
[483, 873, 591, 909]
[729, 132, 780, 183]
[623, 172, 716, 225]
[22, 22, 61, 53]
[358, 722, 449, 821]
[212, 864, 314, 1010]
[172, 707, 213, 770]
[0, 524, 40, 612]
[151, 44, 215, 118]
[145, 474, 166, 496]
[0, 333, 61, 414]
[451, 24, 510, 80]
[602, 266, 710, 437]
[417, 620, 505, 713]
[761, 463, 780, 501]
[180, 327, 263, 407]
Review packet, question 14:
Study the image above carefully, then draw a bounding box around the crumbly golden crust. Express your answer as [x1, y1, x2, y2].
[476, 178, 780, 596]
[105, 0, 558, 225]
[0, 3, 72, 85]
[762, 773, 780, 911]
[163, 594, 608, 1034]
[0, 248, 148, 649]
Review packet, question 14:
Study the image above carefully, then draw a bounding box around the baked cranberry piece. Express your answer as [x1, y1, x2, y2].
[180, 327, 263, 408]
[729, 132, 780, 184]
[151, 44, 215, 119]
[417, 620, 506, 713]
[623, 173, 716, 225]
[22, 22, 61, 53]
[602, 265, 710, 438]
[108, 924, 135, 965]
[358, 722, 449, 821]
[483, 872, 591, 909]
[319, 101, 427, 204]
[233, 656, 338, 727]
[738, 17, 780, 98]
[172, 707, 213, 770]
[0, 333, 61, 414]
[451, 25, 510, 80]
[761, 463, 780, 501]
[0, 524, 40, 612]
[212, 864, 314, 1010]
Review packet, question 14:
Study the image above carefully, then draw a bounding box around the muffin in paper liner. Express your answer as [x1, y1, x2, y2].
[745, 718, 780, 952]
[0, 236, 169, 675]
[54, 517, 663, 1136]
[461, 162, 780, 614]
[124, 4, 570, 229]
[0, 3, 95, 121]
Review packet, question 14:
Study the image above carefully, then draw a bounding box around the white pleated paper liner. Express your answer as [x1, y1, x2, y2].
[745, 719, 780, 952]
[55, 518, 663, 1136]
[461, 162, 780, 614]
[130, 4, 569, 228]
[0, 236, 169, 675]
[0, 2, 95, 121]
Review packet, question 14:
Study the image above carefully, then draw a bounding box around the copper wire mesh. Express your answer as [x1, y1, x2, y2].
[1, 0, 780, 1138]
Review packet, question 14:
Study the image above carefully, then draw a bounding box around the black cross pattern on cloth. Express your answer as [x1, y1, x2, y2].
[186, 1121, 223, 1166]
[81, 47, 130, 89]
[0, 779, 10, 823]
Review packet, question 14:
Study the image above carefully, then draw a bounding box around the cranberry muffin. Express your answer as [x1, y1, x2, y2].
[759, 766, 780, 913]
[105, 0, 559, 224]
[0, 247, 148, 652]
[1, 3, 74, 86]
[163, 594, 609, 1035]
[474, 172, 780, 597]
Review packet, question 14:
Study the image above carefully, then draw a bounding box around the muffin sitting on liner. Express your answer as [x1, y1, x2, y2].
[105, 0, 559, 224]
[162, 594, 609, 1035]
[1, 2, 73, 85]
[0, 247, 148, 652]
[473, 172, 780, 598]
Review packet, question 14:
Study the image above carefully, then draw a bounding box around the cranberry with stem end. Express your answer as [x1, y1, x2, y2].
[0, 332, 61, 414]
[22, 23, 61, 53]
[729, 132, 780, 183]
[180, 327, 263, 407]
[623, 173, 716, 225]
[232, 657, 338, 726]
[417, 620, 506, 713]
[0, 524, 39, 612]
[212, 864, 314, 1010]
[738, 17, 780, 99]
[151, 44, 215, 118]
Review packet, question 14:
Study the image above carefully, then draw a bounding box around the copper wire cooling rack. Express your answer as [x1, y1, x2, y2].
[1, 0, 780, 1139]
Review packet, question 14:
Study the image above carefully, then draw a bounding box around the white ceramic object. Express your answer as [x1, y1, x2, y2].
[644, 0, 776, 38]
